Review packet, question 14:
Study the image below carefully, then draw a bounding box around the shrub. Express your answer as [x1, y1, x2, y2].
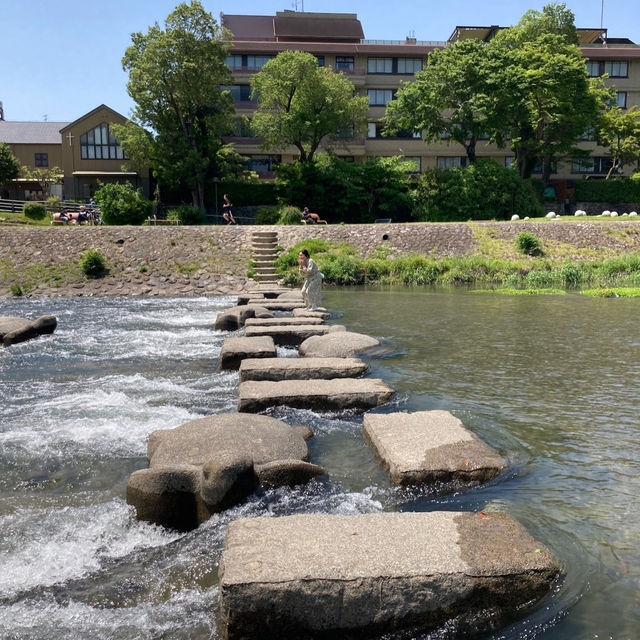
[81, 248, 107, 278]
[254, 206, 280, 225]
[277, 205, 304, 225]
[515, 231, 544, 256]
[413, 160, 543, 222]
[561, 262, 582, 288]
[94, 182, 151, 225]
[23, 202, 47, 220]
[46, 196, 61, 212]
[575, 178, 640, 203]
[10, 283, 23, 296]
[167, 205, 205, 225]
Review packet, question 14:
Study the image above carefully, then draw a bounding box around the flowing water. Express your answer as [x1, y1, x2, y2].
[1, 289, 639, 639]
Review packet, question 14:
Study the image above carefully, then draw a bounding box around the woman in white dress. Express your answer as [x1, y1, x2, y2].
[298, 249, 322, 310]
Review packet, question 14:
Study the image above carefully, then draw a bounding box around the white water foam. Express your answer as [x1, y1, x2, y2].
[0, 499, 181, 599]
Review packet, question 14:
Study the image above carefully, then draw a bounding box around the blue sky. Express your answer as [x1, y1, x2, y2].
[1, 0, 638, 123]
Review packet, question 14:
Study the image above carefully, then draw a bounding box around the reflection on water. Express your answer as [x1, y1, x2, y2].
[1, 290, 639, 639]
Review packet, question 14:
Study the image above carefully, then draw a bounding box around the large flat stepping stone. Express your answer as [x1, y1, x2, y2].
[244, 324, 346, 346]
[244, 317, 324, 327]
[220, 336, 276, 370]
[239, 357, 369, 382]
[292, 307, 330, 319]
[250, 301, 306, 311]
[219, 511, 561, 640]
[363, 410, 507, 487]
[238, 378, 394, 412]
[299, 331, 380, 358]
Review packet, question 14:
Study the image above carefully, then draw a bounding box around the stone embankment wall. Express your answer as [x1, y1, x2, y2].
[2, 220, 640, 297]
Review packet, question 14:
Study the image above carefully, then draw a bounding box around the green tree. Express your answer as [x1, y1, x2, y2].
[0, 143, 20, 190]
[488, 3, 610, 180]
[94, 182, 151, 225]
[384, 40, 492, 163]
[598, 105, 640, 178]
[117, 1, 234, 210]
[19, 165, 62, 199]
[250, 51, 369, 162]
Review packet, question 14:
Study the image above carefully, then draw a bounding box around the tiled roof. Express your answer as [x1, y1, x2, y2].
[0, 121, 68, 144]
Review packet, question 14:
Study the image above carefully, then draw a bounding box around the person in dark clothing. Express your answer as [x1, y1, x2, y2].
[222, 194, 237, 224]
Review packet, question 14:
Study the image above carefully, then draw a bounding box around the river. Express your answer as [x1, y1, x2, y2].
[1, 289, 638, 639]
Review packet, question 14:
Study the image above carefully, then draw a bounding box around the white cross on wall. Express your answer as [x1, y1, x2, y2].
[67, 132, 74, 146]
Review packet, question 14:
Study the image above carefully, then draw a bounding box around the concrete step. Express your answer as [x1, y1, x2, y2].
[239, 356, 368, 382]
[237, 377, 394, 412]
[219, 511, 561, 639]
[244, 324, 345, 347]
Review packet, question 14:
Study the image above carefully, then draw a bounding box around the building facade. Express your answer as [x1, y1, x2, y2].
[221, 11, 640, 182]
[0, 104, 149, 201]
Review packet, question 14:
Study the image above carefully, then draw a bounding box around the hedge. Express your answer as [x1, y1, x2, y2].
[575, 178, 640, 203]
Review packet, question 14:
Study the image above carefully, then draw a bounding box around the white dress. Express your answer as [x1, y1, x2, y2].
[300, 258, 322, 309]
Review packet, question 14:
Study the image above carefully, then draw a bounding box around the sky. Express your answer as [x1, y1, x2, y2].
[1, 0, 639, 123]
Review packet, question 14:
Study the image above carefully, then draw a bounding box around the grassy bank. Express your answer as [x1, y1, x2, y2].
[276, 237, 640, 295]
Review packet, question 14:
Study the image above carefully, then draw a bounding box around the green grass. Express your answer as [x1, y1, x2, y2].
[581, 287, 640, 298]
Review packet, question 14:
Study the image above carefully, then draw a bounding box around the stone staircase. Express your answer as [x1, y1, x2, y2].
[251, 230, 279, 284]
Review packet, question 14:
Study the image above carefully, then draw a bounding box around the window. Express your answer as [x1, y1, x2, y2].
[505, 156, 515, 168]
[226, 54, 274, 71]
[580, 127, 596, 141]
[572, 156, 614, 174]
[244, 154, 280, 173]
[80, 123, 128, 160]
[586, 60, 600, 77]
[368, 89, 394, 106]
[231, 118, 253, 137]
[531, 161, 557, 175]
[367, 57, 422, 74]
[226, 55, 243, 69]
[35, 153, 48, 167]
[586, 60, 629, 77]
[368, 122, 419, 138]
[316, 55, 325, 67]
[616, 91, 627, 108]
[399, 156, 421, 172]
[437, 156, 467, 169]
[604, 61, 628, 77]
[222, 84, 252, 101]
[335, 56, 354, 72]
[367, 57, 392, 74]
[335, 124, 355, 139]
[397, 58, 422, 74]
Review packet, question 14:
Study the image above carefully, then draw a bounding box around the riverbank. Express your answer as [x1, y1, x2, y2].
[2, 219, 640, 297]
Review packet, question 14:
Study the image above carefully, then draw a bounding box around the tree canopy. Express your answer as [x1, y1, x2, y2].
[250, 51, 369, 162]
[598, 105, 640, 178]
[384, 40, 493, 163]
[385, 2, 611, 181]
[117, 1, 235, 209]
[0, 143, 20, 189]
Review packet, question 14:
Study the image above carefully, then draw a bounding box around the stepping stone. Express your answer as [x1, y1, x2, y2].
[251, 301, 306, 311]
[300, 331, 380, 358]
[0, 315, 57, 346]
[215, 305, 274, 331]
[238, 378, 394, 412]
[239, 357, 369, 382]
[244, 317, 324, 327]
[244, 324, 346, 347]
[292, 308, 330, 319]
[363, 410, 507, 487]
[219, 336, 277, 370]
[219, 511, 561, 640]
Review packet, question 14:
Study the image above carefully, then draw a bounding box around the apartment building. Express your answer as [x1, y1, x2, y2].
[221, 10, 640, 181]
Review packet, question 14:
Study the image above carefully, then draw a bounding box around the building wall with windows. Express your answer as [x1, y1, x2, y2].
[221, 11, 640, 182]
[0, 105, 149, 201]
